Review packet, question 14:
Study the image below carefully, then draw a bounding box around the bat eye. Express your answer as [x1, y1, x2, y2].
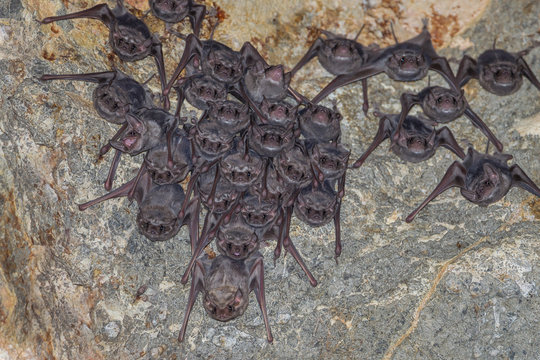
[247, 171, 252, 178]
[228, 305, 233, 312]
[227, 243, 232, 250]
[243, 244, 248, 252]
[211, 306, 217, 315]
[400, 57, 406, 64]
[159, 225, 164, 232]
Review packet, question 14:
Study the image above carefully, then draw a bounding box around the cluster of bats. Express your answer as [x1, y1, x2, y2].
[38, 0, 540, 343]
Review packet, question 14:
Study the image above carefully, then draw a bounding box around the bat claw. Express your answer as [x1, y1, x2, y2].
[180, 274, 189, 285]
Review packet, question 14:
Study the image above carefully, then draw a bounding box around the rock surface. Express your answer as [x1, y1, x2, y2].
[1, 0, 540, 359]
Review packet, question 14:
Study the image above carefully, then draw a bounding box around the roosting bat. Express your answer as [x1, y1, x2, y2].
[39, 0, 168, 107]
[289, 26, 376, 114]
[406, 147, 540, 222]
[456, 43, 540, 96]
[149, 0, 206, 37]
[40, 69, 153, 124]
[311, 19, 457, 104]
[395, 85, 504, 152]
[351, 112, 465, 169]
[78, 173, 199, 242]
[178, 252, 273, 342]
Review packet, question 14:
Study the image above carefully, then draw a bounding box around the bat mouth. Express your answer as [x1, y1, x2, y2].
[138, 218, 179, 242]
[435, 96, 459, 113]
[311, 109, 332, 124]
[226, 170, 258, 186]
[299, 206, 334, 226]
[284, 166, 305, 182]
[406, 137, 428, 153]
[197, 86, 222, 100]
[94, 87, 127, 123]
[261, 132, 284, 147]
[148, 168, 179, 185]
[265, 65, 285, 83]
[482, 64, 521, 95]
[332, 44, 355, 59]
[243, 211, 274, 227]
[269, 107, 287, 120]
[196, 136, 228, 155]
[219, 106, 241, 120]
[317, 155, 341, 171]
[123, 136, 139, 150]
[211, 62, 239, 82]
[111, 30, 151, 61]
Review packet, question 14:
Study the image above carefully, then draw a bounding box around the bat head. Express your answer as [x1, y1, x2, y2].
[136, 184, 185, 241]
[461, 161, 512, 206]
[220, 150, 264, 190]
[203, 286, 249, 322]
[386, 45, 429, 81]
[275, 146, 313, 188]
[240, 192, 279, 228]
[93, 83, 130, 124]
[182, 74, 228, 110]
[391, 115, 438, 162]
[193, 118, 235, 160]
[217, 220, 259, 260]
[112, 109, 172, 155]
[207, 100, 251, 134]
[478, 50, 523, 95]
[150, 0, 190, 23]
[110, 21, 153, 62]
[204, 44, 243, 84]
[310, 142, 350, 181]
[294, 184, 337, 226]
[198, 171, 239, 212]
[423, 86, 466, 123]
[244, 63, 291, 103]
[259, 99, 298, 127]
[145, 133, 192, 184]
[249, 123, 296, 157]
[299, 104, 342, 143]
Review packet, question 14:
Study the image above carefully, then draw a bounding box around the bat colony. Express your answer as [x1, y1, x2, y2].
[38, 0, 540, 343]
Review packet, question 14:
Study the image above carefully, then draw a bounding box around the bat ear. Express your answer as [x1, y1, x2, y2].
[313, 144, 321, 157]
[284, 71, 292, 84]
[233, 288, 244, 306]
[483, 163, 501, 184]
[509, 164, 540, 197]
[126, 113, 146, 134]
[253, 122, 264, 135]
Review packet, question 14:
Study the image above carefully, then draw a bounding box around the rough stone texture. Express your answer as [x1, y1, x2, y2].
[1, 0, 540, 359]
